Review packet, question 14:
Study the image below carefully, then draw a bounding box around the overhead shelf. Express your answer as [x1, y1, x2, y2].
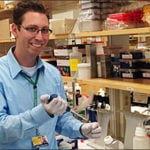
[50, 27, 150, 40]
[1, 27, 150, 42]
[75, 27, 150, 38]
[49, 34, 70, 40]
[49, 27, 150, 39]
[0, 39, 15, 43]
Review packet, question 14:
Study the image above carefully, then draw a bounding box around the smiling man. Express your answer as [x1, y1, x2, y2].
[0, 1, 101, 149]
[12, 3, 50, 67]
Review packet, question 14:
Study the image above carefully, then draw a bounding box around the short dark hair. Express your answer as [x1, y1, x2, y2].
[13, 0, 49, 27]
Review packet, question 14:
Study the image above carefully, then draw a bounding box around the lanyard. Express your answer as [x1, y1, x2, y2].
[21, 69, 40, 107]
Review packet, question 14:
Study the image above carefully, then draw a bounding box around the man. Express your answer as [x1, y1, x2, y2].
[0, 1, 101, 149]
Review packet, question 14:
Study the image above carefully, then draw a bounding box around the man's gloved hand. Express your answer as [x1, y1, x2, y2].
[40, 94, 68, 116]
[81, 122, 102, 139]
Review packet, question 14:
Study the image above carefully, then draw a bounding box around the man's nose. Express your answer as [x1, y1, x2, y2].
[35, 30, 43, 39]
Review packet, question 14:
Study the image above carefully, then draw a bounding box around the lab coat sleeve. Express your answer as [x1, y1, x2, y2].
[0, 91, 51, 144]
[56, 112, 84, 139]
[55, 76, 85, 139]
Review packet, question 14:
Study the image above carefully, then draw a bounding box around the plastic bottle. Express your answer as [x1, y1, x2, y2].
[104, 135, 124, 149]
[133, 126, 150, 149]
[75, 83, 81, 106]
[75, 83, 81, 93]
[64, 82, 68, 93]
[69, 46, 82, 77]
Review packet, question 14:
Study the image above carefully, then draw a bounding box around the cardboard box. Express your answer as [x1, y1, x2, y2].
[0, 2, 5, 9]
[50, 19, 76, 35]
[79, 20, 101, 32]
[0, 19, 11, 40]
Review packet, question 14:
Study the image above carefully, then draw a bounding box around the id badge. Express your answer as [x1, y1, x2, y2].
[32, 135, 49, 147]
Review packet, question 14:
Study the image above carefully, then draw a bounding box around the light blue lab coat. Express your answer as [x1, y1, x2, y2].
[0, 46, 84, 149]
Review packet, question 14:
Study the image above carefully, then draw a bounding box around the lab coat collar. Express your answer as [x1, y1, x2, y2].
[7, 46, 45, 79]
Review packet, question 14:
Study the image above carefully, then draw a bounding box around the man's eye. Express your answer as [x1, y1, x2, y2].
[26, 27, 37, 32]
[41, 28, 49, 33]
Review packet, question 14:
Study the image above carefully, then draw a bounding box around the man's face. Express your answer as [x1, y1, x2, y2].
[14, 11, 49, 56]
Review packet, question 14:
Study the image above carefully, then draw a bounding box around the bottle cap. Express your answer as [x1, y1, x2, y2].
[104, 135, 113, 144]
[135, 126, 146, 136]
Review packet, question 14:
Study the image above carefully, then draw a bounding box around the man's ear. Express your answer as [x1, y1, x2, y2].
[11, 23, 19, 38]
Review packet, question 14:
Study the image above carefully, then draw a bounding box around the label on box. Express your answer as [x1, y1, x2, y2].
[133, 92, 149, 103]
[57, 59, 70, 66]
[122, 54, 132, 59]
[96, 43, 104, 55]
[143, 72, 150, 78]
[54, 49, 71, 56]
[122, 73, 133, 78]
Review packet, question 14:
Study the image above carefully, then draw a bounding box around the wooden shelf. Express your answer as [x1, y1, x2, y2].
[50, 27, 150, 39]
[75, 27, 150, 38]
[49, 34, 70, 40]
[62, 77, 150, 94]
[2, 27, 150, 42]
[0, 35, 70, 42]
[0, 39, 15, 43]
[62, 76, 73, 82]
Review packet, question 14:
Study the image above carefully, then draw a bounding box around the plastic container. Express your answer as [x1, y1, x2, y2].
[69, 46, 82, 77]
[133, 126, 150, 149]
[77, 63, 91, 79]
[104, 135, 124, 149]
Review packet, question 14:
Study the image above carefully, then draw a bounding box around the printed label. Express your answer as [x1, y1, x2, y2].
[70, 59, 80, 71]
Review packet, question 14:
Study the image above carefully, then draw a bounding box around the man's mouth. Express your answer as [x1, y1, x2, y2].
[31, 43, 42, 48]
